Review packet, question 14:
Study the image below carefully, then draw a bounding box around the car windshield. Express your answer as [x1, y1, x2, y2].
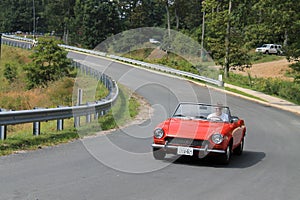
[173, 103, 231, 122]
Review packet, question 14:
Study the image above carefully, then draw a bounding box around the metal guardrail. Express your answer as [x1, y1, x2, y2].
[0, 61, 118, 139]
[2, 34, 223, 86]
[60, 44, 224, 87]
[0, 35, 119, 140]
[107, 55, 224, 86]
[0, 98, 117, 126]
[0, 34, 223, 139]
[1, 34, 35, 49]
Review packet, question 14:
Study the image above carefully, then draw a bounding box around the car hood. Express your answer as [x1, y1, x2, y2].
[166, 118, 227, 140]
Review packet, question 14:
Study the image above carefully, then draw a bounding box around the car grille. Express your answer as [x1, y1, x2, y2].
[165, 137, 207, 147]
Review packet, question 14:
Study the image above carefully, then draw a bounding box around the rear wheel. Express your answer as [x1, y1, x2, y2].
[234, 138, 244, 155]
[153, 147, 166, 160]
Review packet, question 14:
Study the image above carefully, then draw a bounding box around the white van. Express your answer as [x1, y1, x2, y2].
[255, 44, 283, 55]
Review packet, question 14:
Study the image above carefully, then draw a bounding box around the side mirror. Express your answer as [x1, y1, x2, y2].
[238, 119, 245, 126]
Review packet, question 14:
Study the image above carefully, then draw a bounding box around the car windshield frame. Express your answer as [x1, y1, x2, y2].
[172, 103, 231, 122]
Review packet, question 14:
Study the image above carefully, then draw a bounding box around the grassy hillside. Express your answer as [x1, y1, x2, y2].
[0, 45, 109, 110]
[0, 45, 141, 155]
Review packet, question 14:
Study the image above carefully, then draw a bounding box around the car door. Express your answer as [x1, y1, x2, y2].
[270, 45, 276, 54]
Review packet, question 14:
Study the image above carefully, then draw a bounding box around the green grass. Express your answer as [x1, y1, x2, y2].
[0, 45, 31, 92]
[97, 84, 140, 130]
[0, 44, 142, 156]
[122, 49, 221, 81]
[0, 126, 79, 156]
[0, 45, 117, 155]
[249, 51, 285, 64]
[0, 85, 141, 156]
[225, 87, 266, 102]
[224, 72, 300, 105]
[73, 73, 109, 105]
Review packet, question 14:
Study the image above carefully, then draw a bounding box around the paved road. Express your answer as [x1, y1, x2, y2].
[0, 52, 300, 199]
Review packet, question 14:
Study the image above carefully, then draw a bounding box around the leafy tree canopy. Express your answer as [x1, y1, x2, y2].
[24, 38, 74, 89]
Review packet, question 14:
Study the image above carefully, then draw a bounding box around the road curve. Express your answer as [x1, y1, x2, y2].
[0, 52, 300, 200]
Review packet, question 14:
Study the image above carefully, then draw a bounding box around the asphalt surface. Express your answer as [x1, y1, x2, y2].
[0, 52, 300, 199]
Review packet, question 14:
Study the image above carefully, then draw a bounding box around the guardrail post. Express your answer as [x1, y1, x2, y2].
[0, 125, 7, 140]
[86, 114, 91, 123]
[94, 112, 99, 120]
[56, 106, 64, 131]
[32, 107, 41, 136]
[0, 108, 7, 140]
[86, 103, 91, 123]
[74, 88, 83, 128]
[33, 121, 41, 136]
[74, 116, 80, 128]
[0, 33, 2, 60]
[77, 88, 83, 106]
[57, 119, 64, 131]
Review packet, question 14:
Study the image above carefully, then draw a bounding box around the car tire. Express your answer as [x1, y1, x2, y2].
[233, 138, 244, 155]
[153, 148, 166, 160]
[219, 144, 232, 165]
[265, 51, 269, 55]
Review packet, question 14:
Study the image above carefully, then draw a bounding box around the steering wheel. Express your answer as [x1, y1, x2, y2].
[207, 116, 223, 121]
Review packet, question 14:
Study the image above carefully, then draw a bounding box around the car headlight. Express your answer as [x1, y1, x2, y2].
[211, 133, 223, 144]
[154, 128, 164, 139]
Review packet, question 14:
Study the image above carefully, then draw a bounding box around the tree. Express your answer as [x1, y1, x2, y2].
[124, 0, 164, 29]
[0, 0, 32, 33]
[244, 0, 296, 48]
[285, 11, 300, 83]
[203, 0, 251, 78]
[71, 0, 122, 48]
[24, 38, 73, 89]
[44, 0, 76, 43]
[171, 0, 202, 31]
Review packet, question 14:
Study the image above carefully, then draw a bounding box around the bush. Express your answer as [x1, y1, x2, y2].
[278, 82, 300, 104]
[225, 73, 300, 105]
[256, 78, 281, 95]
[4, 63, 17, 83]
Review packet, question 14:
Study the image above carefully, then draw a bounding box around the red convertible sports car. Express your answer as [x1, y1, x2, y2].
[152, 103, 246, 164]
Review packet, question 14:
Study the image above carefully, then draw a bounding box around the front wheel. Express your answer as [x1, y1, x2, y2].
[218, 144, 232, 165]
[153, 147, 166, 160]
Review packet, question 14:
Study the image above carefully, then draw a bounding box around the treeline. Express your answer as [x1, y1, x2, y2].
[1, 0, 300, 79]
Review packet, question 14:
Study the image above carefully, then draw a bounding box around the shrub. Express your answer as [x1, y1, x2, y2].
[3, 63, 17, 83]
[278, 82, 300, 104]
[260, 78, 281, 95]
[225, 73, 300, 105]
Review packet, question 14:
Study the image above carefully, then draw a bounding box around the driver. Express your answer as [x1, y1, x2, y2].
[207, 105, 229, 122]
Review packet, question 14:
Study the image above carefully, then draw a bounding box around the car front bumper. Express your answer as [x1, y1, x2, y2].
[152, 143, 225, 154]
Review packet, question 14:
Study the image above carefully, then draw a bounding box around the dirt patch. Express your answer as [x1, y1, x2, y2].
[127, 94, 153, 127]
[233, 59, 294, 80]
[147, 48, 167, 60]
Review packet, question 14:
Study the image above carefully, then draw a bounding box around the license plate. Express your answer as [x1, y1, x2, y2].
[177, 146, 193, 156]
